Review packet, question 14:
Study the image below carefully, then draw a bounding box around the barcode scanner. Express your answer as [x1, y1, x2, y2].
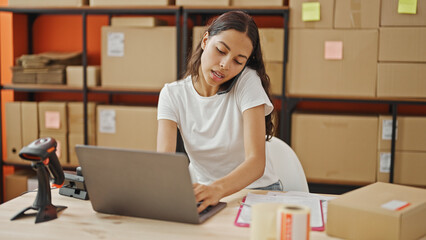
[11, 137, 67, 223]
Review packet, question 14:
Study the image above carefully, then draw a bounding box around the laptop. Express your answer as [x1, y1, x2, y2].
[75, 145, 227, 224]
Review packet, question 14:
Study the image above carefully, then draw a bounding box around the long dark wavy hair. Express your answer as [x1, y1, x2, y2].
[184, 11, 276, 140]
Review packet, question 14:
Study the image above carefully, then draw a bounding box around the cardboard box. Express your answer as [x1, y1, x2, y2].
[66, 66, 100, 87]
[39, 132, 68, 165]
[5, 169, 37, 202]
[334, 0, 380, 29]
[111, 17, 167, 27]
[265, 62, 283, 96]
[381, 0, 426, 26]
[67, 102, 97, 140]
[176, 0, 229, 6]
[192, 26, 207, 54]
[287, 29, 378, 97]
[259, 28, 284, 62]
[21, 102, 39, 146]
[377, 151, 426, 187]
[68, 133, 96, 166]
[327, 182, 426, 240]
[97, 105, 158, 151]
[38, 102, 68, 133]
[9, 0, 87, 6]
[377, 63, 426, 98]
[378, 115, 426, 152]
[289, 0, 335, 29]
[379, 27, 426, 62]
[231, 0, 283, 6]
[5, 102, 24, 164]
[101, 26, 176, 90]
[90, 0, 173, 6]
[291, 113, 378, 184]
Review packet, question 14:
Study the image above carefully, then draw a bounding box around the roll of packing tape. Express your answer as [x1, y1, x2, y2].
[251, 203, 285, 240]
[277, 204, 310, 240]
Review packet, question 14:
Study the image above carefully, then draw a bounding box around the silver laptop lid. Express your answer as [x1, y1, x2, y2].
[76, 145, 203, 224]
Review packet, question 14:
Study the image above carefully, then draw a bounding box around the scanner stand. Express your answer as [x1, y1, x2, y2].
[59, 167, 89, 200]
[11, 161, 67, 223]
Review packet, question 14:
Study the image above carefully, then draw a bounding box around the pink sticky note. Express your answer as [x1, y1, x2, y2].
[324, 41, 343, 60]
[45, 111, 61, 129]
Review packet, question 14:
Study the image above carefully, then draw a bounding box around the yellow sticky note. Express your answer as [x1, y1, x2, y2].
[324, 41, 343, 60]
[45, 111, 61, 129]
[302, 2, 321, 22]
[398, 0, 417, 14]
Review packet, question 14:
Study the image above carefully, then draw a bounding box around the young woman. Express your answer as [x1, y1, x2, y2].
[157, 11, 281, 213]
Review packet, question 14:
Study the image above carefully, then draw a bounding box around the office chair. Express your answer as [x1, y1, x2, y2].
[266, 136, 309, 192]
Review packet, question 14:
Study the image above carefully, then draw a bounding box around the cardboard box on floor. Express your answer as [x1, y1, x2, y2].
[90, 0, 173, 6]
[96, 105, 158, 151]
[379, 27, 426, 62]
[327, 182, 426, 240]
[231, 0, 283, 6]
[5, 169, 37, 202]
[378, 115, 426, 152]
[377, 151, 426, 187]
[101, 26, 176, 90]
[111, 17, 167, 27]
[334, 0, 380, 29]
[289, 0, 334, 29]
[9, 0, 87, 6]
[381, 0, 426, 26]
[377, 63, 426, 98]
[176, 0, 229, 6]
[66, 66, 100, 87]
[38, 102, 68, 133]
[39, 132, 68, 165]
[291, 112, 378, 184]
[287, 29, 378, 97]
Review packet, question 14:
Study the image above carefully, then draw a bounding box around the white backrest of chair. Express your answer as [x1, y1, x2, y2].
[266, 136, 309, 192]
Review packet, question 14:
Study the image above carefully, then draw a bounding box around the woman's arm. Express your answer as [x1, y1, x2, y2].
[157, 119, 178, 153]
[194, 104, 266, 212]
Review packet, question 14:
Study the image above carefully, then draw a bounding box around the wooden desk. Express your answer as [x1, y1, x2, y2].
[0, 189, 339, 240]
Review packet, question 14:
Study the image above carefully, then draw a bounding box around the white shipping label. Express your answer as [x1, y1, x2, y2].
[99, 109, 116, 134]
[380, 153, 391, 173]
[107, 32, 125, 57]
[381, 200, 410, 211]
[382, 119, 398, 140]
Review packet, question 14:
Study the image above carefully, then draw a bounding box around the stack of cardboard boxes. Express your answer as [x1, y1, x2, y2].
[289, 0, 426, 187]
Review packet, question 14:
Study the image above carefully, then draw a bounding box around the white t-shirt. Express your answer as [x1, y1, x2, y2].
[157, 67, 278, 188]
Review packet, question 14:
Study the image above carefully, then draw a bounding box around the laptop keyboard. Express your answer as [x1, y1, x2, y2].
[197, 202, 214, 215]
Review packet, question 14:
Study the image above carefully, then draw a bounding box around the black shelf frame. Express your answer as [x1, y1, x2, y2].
[0, 6, 181, 203]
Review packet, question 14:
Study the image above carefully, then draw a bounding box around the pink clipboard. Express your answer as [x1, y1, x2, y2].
[234, 196, 326, 231]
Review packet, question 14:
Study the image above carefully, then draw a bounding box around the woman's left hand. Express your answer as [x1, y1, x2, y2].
[193, 183, 224, 213]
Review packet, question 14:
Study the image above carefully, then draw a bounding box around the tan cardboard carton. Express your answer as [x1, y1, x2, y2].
[39, 132, 68, 165]
[334, 0, 380, 29]
[176, 0, 229, 6]
[38, 102, 68, 133]
[21, 102, 39, 146]
[378, 115, 426, 152]
[289, 0, 334, 29]
[377, 151, 426, 187]
[90, 0, 173, 6]
[9, 0, 87, 6]
[5, 102, 25, 164]
[68, 133, 96, 166]
[259, 28, 284, 62]
[327, 182, 426, 240]
[291, 113, 378, 184]
[192, 26, 207, 54]
[287, 29, 378, 97]
[96, 105, 158, 151]
[381, 0, 426, 26]
[66, 66, 100, 87]
[379, 27, 426, 62]
[231, 0, 283, 6]
[377, 63, 426, 98]
[67, 102, 96, 139]
[265, 62, 283, 96]
[111, 17, 167, 27]
[5, 169, 36, 202]
[101, 26, 176, 90]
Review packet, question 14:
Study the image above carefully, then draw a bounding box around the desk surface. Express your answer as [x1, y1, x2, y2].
[0, 189, 348, 240]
